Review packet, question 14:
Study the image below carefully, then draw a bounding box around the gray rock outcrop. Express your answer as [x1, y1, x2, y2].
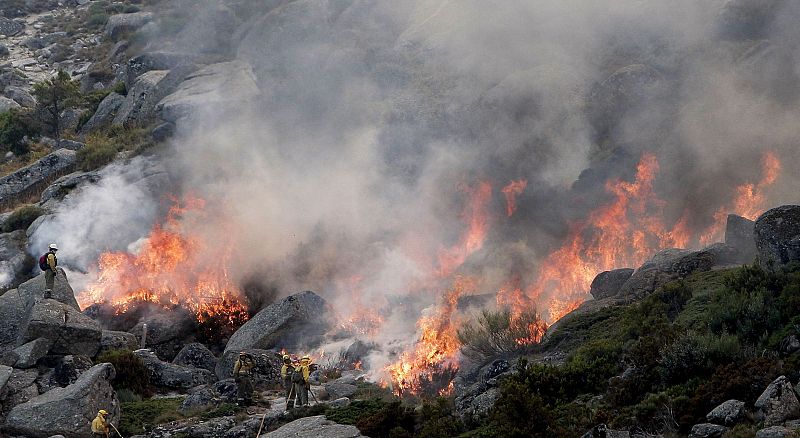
[618, 248, 721, 299]
[755, 206, 800, 268]
[21, 299, 102, 357]
[590, 268, 634, 299]
[215, 348, 282, 383]
[13, 338, 54, 368]
[756, 426, 797, 438]
[99, 330, 138, 354]
[79, 92, 125, 133]
[324, 382, 357, 400]
[173, 342, 217, 372]
[3, 363, 119, 438]
[157, 61, 260, 125]
[113, 65, 198, 127]
[706, 399, 746, 426]
[0, 149, 77, 210]
[0, 17, 24, 36]
[134, 349, 216, 389]
[264, 415, 364, 438]
[754, 375, 800, 426]
[105, 12, 153, 39]
[725, 214, 757, 263]
[131, 308, 196, 360]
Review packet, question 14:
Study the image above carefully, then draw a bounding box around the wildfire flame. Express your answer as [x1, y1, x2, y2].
[501, 179, 527, 217]
[437, 181, 492, 277]
[699, 151, 782, 245]
[78, 197, 249, 325]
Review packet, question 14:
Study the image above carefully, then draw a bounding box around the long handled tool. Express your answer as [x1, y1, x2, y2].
[109, 422, 124, 438]
[308, 385, 319, 404]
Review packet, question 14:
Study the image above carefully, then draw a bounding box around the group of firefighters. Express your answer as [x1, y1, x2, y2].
[233, 351, 316, 409]
[39, 242, 317, 436]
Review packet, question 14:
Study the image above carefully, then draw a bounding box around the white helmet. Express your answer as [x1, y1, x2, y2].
[49, 243, 58, 251]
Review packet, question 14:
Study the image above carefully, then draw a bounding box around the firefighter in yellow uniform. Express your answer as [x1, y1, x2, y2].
[91, 409, 110, 437]
[44, 243, 58, 298]
[280, 354, 294, 401]
[292, 355, 312, 407]
[233, 351, 255, 406]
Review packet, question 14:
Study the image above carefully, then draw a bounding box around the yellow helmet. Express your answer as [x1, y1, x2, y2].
[282, 354, 290, 360]
[98, 410, 108, 415]
[301, 354, 310, 361]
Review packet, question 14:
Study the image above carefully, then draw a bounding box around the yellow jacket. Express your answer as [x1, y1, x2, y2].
[91, 414, 109, 434]
[47, 252, 57, 272]
[233, 357, 253, 376]
[298, 362, 310, 382]
[281, 364, 294, 379]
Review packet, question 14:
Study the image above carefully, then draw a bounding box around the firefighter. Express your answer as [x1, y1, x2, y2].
[232, 351, 255, 406]
[292, 355, 312, 407]
[280, 354, 294, 401]
[91, 409, 110, 438]
[44, 243, 58, 298]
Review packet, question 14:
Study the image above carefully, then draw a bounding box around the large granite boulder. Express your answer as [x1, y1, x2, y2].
[174, 4, 240, 55]
[0, 364, 11, 396]
[689, 423, 728, 438]
[0, 149, 77, 209]
[618, 249, 718, 300]
[324, 382, 357, 400]
[38, 170, 102, 207]
[21, 299, 102, 357]
[157, 61, 260, 125]
[754, 375, 800, 426]
[173, 342, 217, 372]
[0, 96, 20, 113]
[0, 17, 24, 36]
[113, 65, 198, 128]
[706, 399, 747, 426]
[754, 206, 800, 268]
[3, 363, 119, 438]
[590, 268, 634, 300]
[134, 349, 215, 389]
[124, 51, 198, 91]
[105, 12, 154, 39]
[0, 230, 35, 291]
[725, 214, 757, 263]
[79, 92, 125, 134]
[264, 415, 364, 438]
[0, 269, 80, 356]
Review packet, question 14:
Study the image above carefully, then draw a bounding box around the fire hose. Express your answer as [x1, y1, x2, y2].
[109, 422, 124, 438]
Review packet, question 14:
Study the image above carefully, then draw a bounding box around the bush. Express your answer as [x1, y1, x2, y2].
[327, 399, 415, 437]
[77, 134, 119, 171]
[96, 349, 151, 397]
[2, 204, 44, 233]
[0, 110, 36, 156]
[87, 12, 110, 27]
[457, 308, 546, 363]
[119, 397, 184, 436]
[660, 331, 741, 384]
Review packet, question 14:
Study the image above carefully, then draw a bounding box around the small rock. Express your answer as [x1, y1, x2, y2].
[3, 86, 36, 108]
[328, 397, 350, 408]
[179, 387, 220, 415]
[173, 342, 217, 372]
[99, 330, 139, 353]
[0, 44, 9, 58]
[324, 382, 357, 400]
[689, 423, 728, 438]
[0, 96, 21, 113]
[706, 399, 746, 426]
[0, 17, 24, 36]
[264, 415, 364, 438]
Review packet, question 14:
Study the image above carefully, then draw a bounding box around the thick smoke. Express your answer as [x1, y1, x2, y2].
[32, 0, 800, 371]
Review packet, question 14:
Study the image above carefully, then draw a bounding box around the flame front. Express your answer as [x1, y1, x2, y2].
[501, 179, 528, 217]
[79, 197, 249, 325]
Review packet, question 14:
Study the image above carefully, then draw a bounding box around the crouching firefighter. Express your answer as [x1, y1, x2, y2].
[91, 409, 110, 437]
[291, 355, 312, 407]
[233, 351, 255, 406]
[280, 354, 295, 402]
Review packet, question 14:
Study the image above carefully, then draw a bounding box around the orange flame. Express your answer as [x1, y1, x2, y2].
[78, 197, 249, 325]
[501, 179, 527, 217]
[386, 276, 474, 396]
[698, 151, 781, 245]
[437, 181, 492, 277]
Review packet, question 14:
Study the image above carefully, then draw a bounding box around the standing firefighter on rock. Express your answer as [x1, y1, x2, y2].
[39, 243, 58, 298]
[280, 354, 295, 402]
[91, 409, 110, 437]
[292, 355, 312, 407]
[233, 351, 255, 406]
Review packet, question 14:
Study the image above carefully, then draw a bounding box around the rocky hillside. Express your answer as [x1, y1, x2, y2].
[1, 0, 800, 437]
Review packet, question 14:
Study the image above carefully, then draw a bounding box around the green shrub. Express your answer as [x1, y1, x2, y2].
[417, 398, 464, 438]
[2, 204, 44, 233]
[0, 110, 36, 156]
[119, 397, 184, 436]
[116, 388, 142, 403]
[457, 308, 545, 363]
[198, 403, 241, 420]
[96, 349, 151, 397]
[123, 5, 141, 13]
[77, 134, 119, 171]
[113, 81, 128, 96]
[660, 331, 741, 384]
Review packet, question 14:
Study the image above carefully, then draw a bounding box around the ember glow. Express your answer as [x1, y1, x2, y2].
[698, 151, 782, 245]
[78, 197, 249, 325]
[501, 179, 527, 217]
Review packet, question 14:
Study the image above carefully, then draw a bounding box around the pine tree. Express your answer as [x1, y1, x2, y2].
[32, 70, 80, 143]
